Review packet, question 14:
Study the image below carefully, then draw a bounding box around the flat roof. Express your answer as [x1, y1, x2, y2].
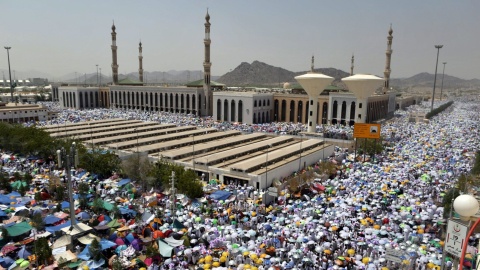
[137, 130, 240, 154]
[75, 124, 176, 141]
[229, 139, 325, 173]
[194, 136, 293, 165]
[42, 118, 127, 130]
[161, 133, 267, 160]
[108, 127, 217, 150]
[45, 120, 142, 133]
[100, 126, 197, 147]
[51, 121, 158, 138]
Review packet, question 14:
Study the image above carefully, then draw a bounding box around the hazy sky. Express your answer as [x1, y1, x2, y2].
[1, 0, 479, 80]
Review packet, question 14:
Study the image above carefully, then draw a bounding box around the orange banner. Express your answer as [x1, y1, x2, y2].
[353, 123, 381, 139]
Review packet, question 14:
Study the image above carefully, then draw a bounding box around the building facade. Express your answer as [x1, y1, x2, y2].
[58, 87, 100, 109]
[110, 86, 204, 115]
[213, 92, 273, 124]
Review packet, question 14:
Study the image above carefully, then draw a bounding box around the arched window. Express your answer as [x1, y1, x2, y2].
[175, 94, 179, 112]
[297, 101, 303, 123]
[289, 100, 295, 122]
[332, 101, 338, 124]
[322, 102, 328, 124]
[180, 94, 184, 113]
[263, 100, 266, 106]
[274, 100, 279, 121]
[90, 92, 94, 107]
[79, 92, 84, 108]
[216, 99, 222, 121]
[223, 99, 229, 121]
[186, 94, 190, 113]
[254, 100, 257, 107]
[231, 100, 236, 122]
[341, 101, 347, 125]
[238, 100, 243, 122]
[350, 102, 356, 125]
[281, 100, 286, 121]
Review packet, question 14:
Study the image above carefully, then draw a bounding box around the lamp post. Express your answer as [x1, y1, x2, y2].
[57, 142, 79, 228]
[431, 45, 443, 111]
[99, 67, 102, 87]
[451, 194, 480, 270]
[134, 128, 139, 153]
[192, 135, 195, 173]
[440, 62, 447, 101]
[88, 123, 93, 148]
[265, 145, 270, 191]
[4, 47, 14, 102]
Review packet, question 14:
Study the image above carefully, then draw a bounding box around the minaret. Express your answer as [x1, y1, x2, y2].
[203, 9, 212, 116]
[350, 54, 354, 76]
[111, 22, 119, 85]
[138, 41, 144, 82]
[384, 25, 393, 89]
[310, 55, 314, 72]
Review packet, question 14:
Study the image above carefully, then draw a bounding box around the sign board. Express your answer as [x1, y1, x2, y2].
[267, 187, 278, 197]
[385, 249, 405, 263]
[445, 219, 469, 257]
[353, 123, 381, 139]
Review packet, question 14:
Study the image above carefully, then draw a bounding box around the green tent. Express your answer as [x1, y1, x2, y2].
[6, 221, 32, 237]
[102, 201, 114, 211]
[107, 219, 122, 228]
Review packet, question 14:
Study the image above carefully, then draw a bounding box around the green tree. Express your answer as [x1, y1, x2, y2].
[31, 213, 45, 230]
[121, 154, 154, 192]
[111, 204, 121, 219]
[89, 238, 102, 261]
[1, 227, 9, 241]
[78, 182, 90, 209]
[34, 237, 52, 265]
[79, 148, 120, 179]
[92, 197, 104, 214]
[54, 185, 66, 201]
[357, 138, 384, 156]
[472, 151, 480, 175]
[111, 257, 123, 270]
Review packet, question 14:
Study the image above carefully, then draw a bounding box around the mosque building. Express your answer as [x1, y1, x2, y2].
[56, 13, 415, 125]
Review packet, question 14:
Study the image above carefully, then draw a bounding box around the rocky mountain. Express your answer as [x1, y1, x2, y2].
[390, 72, 480, 89]
[216, 61, 351, 87]
[217, 61, 480, 90]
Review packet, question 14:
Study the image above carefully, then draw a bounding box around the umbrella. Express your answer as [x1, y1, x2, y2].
[76, 212, 91, 220]
[0, 245, 17, 255]
[115, 238, 125, 246]
[16, 246, 30, 259]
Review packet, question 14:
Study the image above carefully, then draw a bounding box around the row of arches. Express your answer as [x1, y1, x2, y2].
[254, 99, 270, 107]
[62, 91, 99, 109]
[111, 91, 202, 115]
[273, 100, 329, 124]
[216, 99, 244, 123]
[331, 100, 356, 125]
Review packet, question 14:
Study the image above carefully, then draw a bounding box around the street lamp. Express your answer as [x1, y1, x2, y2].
[134, 128, 139, 153]
[99, 67, 102, 87]
[56, 142, 79, 228]
[264, 144, 273, 190]
[431, 45, 443, 111]
[4, 47, 14, 102]
[88, 123, 93, 148]
[452, 194, 480, 269]
[440, 62, 447, 101]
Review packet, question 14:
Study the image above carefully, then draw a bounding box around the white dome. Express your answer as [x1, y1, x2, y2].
[283, 82, 291, 89]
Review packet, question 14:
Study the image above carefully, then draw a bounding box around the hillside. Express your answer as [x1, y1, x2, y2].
[216, 61, 350, 87]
